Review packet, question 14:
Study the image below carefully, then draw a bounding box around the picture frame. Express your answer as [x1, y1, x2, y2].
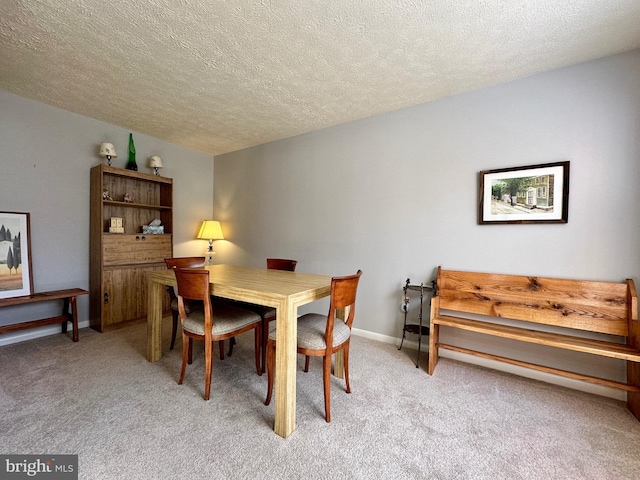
[0, 211, 33, 298]
[479, 161, 570, 224]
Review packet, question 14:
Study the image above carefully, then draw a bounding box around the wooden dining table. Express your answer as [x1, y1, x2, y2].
[146, 263, 342, 438]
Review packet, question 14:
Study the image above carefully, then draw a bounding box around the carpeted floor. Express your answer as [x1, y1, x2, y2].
[1, 321, 639, 479]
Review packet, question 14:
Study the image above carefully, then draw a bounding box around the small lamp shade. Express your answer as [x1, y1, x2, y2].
[148, 155, 163, 175]
[99, 142, 117, 166]
[197, 220, 224, 241]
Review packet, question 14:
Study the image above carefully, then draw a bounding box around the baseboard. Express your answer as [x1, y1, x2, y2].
[352, 327, 400, 345]
[351, 328, 626, 401]
[0, 320, 91, 347]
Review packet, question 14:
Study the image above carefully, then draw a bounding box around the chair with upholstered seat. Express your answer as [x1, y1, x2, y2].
[265, 269, 362, 422]
[174, 267, 262, 400]
[165, 257, 230, 361]
[165, 257, 205, 350]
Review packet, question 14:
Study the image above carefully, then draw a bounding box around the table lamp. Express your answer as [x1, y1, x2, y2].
[197, 220, 224, 264]
[148, 155, 163, 175]
[99, 142, 117, 166]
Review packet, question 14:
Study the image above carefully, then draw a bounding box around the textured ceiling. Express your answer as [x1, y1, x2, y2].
[1, 1, 640, 156]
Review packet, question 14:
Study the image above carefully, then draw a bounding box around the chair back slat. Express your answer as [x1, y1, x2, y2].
[165, 257, 206, 269]
[174, 268, 211, 303]
[165, 257, 206, 302]
[328, 270, 362, 332]
[266, 258, 298, 271]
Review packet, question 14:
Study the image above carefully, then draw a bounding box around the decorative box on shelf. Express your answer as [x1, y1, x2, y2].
[109, 217, 124, 233]
[142, 225, 164, 234]
[142, 218, 164, 234]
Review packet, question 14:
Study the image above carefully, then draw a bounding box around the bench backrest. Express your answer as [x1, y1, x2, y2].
[435, 267, 637, 336]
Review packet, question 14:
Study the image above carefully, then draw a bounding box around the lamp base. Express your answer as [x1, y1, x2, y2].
[207, 242, 215, 265]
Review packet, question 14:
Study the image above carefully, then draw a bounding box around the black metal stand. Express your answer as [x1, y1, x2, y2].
[398, 278, 435, 367]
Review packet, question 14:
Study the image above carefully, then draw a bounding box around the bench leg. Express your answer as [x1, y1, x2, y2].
[60, 296, 79, 342]
[61, 298, 69, 335]
[70, 296, 79, 342]
[628, 321, 640, 420]
[628, 362, 640, 421]
[427, 294, 440, 375]
[428, 323, 439, 375]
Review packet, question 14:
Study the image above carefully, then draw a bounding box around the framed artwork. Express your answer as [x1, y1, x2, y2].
[0, 212, 33, 298]
[479, 161, 570, 224]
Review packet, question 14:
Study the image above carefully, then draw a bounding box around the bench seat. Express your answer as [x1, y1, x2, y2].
[428, 267, 640, 421]
[434, 315, 640, 362]
[0, 288, 87, 342]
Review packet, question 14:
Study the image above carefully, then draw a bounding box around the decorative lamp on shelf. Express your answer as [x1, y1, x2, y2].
[197, 220, 224, 264]
[99, 143, 117, 166]
[148, 155, 163, 176]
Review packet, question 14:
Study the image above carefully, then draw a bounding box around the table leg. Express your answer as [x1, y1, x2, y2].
[147, 277, 164, 362]
[274, 298, 297, 438]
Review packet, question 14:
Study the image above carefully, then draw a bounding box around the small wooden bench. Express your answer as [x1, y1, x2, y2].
[0, 288, 88, 342]
[428, 267, 640, 420]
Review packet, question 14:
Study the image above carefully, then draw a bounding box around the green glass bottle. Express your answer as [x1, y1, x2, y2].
[126, 133, 138, 171]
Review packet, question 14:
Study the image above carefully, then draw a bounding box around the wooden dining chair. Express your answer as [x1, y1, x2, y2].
[164, 257, 205, 350]
[165, 257, 229, 361]
[174, 268, 262, 400]
[265, 269, 362, 422]
[226, 258, 298, 372]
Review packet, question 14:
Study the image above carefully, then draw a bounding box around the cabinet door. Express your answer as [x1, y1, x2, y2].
[102, 268, 137, 328]
[102, 264, 169, 327]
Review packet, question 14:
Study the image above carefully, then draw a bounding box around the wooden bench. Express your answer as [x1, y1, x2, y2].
[427, 267, 640, 420]
[0, 288, 88, 342]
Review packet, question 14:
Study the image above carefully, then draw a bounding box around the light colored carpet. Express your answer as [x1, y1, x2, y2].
[1, 320, 639, 479]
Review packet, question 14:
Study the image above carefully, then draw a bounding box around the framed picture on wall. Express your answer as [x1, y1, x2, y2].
[479, 161, 570, 224]
[0, 211, 33, 299]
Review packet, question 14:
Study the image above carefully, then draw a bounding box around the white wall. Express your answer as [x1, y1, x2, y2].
[213, 50, 640, 395]
[0, 90, 214, 341]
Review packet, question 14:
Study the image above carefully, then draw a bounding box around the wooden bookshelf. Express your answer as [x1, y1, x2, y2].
[89, 165, 172, 332]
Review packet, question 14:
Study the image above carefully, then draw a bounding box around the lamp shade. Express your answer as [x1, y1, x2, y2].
[99, 142, 117, 158]
[148, 155, 163, 168]
[197, 220, 224, 240]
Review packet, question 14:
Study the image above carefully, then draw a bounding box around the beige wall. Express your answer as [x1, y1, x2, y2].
[213, 50, 640, 397]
